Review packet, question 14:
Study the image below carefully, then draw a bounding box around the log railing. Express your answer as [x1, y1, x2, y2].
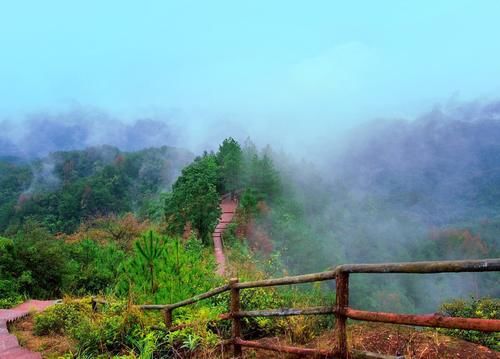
[92, 258, 500, 358]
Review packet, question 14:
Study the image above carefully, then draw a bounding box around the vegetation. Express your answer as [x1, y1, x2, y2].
[164, 154, 221, 244]
[1, 135, 499, 356]
[116, 231, 221, 304]
[216, 137, 243, 195]
[439, 297, 500, 350]
[0, 146, 192, 234]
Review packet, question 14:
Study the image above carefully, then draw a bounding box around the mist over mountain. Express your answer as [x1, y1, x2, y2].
[0, 108, 179, 160]
[1, 101, 499, 313]
[331, 100, 500, 226]
[4, 100, 500, 234]
[2, 2, 500, 354]
[0, 145, 193, 233]
[260, 101, 500, 311]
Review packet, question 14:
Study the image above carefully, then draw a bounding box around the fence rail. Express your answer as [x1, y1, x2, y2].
[92, 258, 500, 358]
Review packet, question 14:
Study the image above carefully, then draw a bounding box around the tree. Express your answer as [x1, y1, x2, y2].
[165, 154, 221, 244]
[12, 220, 68, 298]
[135, 231, 165, 294]
[256, 147, 282, 200]
[66, 213, 149, 251]
[241, 142, 282, 201]
[115, 233, 220, 304]
[216, 137, 243, 195]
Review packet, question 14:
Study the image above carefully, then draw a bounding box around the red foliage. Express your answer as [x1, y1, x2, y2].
[429, 228, 489, 257]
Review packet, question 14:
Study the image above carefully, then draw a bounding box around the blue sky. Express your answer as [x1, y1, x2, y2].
[1, 1, 500, 141]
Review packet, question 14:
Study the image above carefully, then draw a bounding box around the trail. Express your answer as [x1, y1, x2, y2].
[213, 195, 238, 275]
[0, 300, 56, 358]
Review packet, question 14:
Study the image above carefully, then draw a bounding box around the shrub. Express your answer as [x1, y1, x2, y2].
[34, 298, 147, 357]
[73, 302, 145, 356]
[65, 239, 126, 295]
[116, 233, 221, 305]
[0, 279, 22, 308]
[34, 301, 88, 335]
[439, 297, 499, 350]
[240, 287, 286, 337]
[0, 294, 22, 309]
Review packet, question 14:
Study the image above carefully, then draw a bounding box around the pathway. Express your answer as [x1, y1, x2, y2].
[0, 300, 57, 359]
[213, 196, 238, 275]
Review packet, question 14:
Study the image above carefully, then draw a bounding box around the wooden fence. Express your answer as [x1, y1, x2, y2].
[93, 258, 500, 358]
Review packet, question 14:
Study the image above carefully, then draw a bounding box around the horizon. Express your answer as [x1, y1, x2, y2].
[1, 1, 500, 154]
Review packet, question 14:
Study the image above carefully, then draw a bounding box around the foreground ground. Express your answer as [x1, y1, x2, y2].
[12, 316, 499, 358]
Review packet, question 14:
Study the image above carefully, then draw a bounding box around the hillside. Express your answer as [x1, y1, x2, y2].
[334, 115, 500, 225]
[1, 122, 499, 308]
[0, 132, 498, 357]
[0, 145, 193, 234]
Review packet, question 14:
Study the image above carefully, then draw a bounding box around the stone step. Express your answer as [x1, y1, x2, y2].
[0, 334, 19, 352]
[0, 300, 55, 358]
[0, 346, 42, 358]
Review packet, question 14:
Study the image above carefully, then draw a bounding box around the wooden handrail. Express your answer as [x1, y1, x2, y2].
[234, 270, 336, 289]
[165, 283, 231, 310]
[345, 308, 500, 332]
[92, 258, 500, 359]
[235, 306, 335, 317]
[334, 258, 500, 274]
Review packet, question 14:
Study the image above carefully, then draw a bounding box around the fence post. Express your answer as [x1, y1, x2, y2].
[335, 272, 349, 359]
[230, 278, 242, 358]
[163, 306, 173, 330]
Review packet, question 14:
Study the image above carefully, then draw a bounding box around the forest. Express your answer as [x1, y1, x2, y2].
[0, 119, 499, 357]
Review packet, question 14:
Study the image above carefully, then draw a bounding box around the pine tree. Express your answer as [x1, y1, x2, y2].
[216, 137, 243, 196]
[135, 230, 164, 293]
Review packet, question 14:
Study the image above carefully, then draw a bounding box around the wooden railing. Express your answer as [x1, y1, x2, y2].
[93, 258, 500, 358]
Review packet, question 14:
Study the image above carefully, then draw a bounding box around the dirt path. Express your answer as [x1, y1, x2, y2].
[0, 300, 56, 358]
[243, 323, 500, 358]
[213, 196, 238, 275]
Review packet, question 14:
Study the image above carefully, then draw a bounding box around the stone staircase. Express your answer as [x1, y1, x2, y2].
[213, 195, 238, 275]
[0, 300, 57, 359]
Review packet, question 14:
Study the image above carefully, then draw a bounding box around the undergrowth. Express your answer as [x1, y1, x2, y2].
[438, 297, 500, 350]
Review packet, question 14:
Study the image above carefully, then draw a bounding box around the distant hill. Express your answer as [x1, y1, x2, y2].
[0, 145, 193, 234]
[334, 116, 500, 226]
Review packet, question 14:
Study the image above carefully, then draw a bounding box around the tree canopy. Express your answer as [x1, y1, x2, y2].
[165, 154, 221, 243]
[216, 137, 243, 194]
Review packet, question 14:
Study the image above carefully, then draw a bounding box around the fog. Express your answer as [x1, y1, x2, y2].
[1, 99, 499, 312]
[1, 1, 500, 314]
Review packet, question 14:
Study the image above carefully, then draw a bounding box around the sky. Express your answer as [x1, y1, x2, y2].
[1, 1, 500, 150]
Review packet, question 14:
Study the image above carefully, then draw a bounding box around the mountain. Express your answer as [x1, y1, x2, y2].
[0, 145, 193, 234]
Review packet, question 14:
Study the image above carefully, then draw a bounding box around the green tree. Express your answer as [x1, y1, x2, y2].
[12, 221, 68, 298]
[241, 142, 282, 201]
[256, 147, 282, 200]
[116, 234, 219, 304]
[165, 154, 221, 244]
[216, 137, 243, 195]
[65, 239, 126, 295]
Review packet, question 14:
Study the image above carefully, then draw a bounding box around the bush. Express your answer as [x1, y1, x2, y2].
[0, 231, 126, 300]
[0, 279, 22, 308]
[34, 301, 87, 335]
[240, 287, 286, 337]
[11, 223, 69, 298]
[0, 295, 22, 309]
[34, 298, 146, 357]
[65, 239, 126, 295]
[439, 297, 499, 350]
[116, 233, 221, 305]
